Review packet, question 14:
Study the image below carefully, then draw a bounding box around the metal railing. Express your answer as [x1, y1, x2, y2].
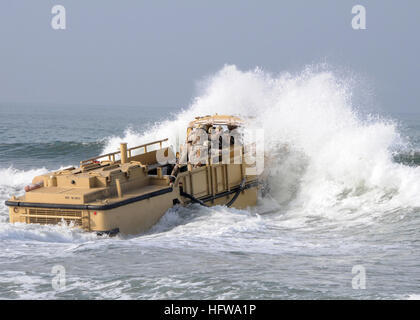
[80, 138, 168, 165]
[127, 138, 168, 157]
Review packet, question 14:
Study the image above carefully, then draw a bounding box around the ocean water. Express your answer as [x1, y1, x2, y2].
[0, 65, 419, 299]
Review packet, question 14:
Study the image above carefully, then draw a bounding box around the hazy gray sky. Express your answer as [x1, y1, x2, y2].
[0, 0, 418, 112]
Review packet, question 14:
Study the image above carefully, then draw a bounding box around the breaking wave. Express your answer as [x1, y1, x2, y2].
[102, 64, 420, 226]
[0, 167, 48, 222]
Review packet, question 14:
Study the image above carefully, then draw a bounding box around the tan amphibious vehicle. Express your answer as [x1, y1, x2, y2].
[6, 115, 260, 235]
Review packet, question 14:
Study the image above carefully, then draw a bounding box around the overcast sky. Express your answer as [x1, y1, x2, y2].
[0, 0, 418, 113]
